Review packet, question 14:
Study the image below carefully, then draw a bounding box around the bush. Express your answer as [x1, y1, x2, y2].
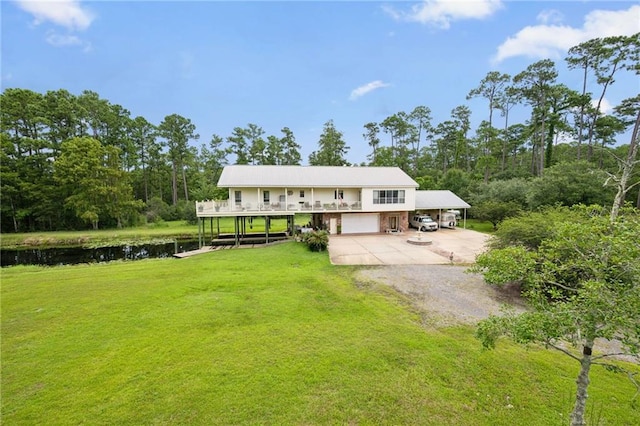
[491, 205, 588, 250]
[145, 197, 173, 222]
[179, 200, 197, 224]
[302, 230, 329, 252]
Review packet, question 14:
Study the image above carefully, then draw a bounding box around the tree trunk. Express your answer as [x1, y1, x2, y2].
[143, 163, 149, 203]
[610, 109, 640, 222]
[577, 63, 588, 160]
[171, 162, 178, 206]
[539, 111, 546, 176]
[182, 165, 189, 202]
[545, 120, 555, 169]
[570, 340, 594, 426]
[10, 197, 18, 232]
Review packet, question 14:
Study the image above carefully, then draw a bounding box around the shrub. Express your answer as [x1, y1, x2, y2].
[145, 197, 173, 221]
[302, 230, 329, 252]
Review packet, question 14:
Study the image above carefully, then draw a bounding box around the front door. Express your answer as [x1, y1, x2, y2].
[389, 215, 399, 231]
[329, 218, 338, 234]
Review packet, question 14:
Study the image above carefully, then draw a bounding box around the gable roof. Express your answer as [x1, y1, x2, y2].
[415, 190, 470, 209]
[218, 165, 418, 188]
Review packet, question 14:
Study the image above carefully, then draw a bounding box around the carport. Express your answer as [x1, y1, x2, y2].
[414, 190, 471, 228]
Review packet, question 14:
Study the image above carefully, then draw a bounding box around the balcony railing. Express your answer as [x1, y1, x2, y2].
[196, 200, 362, 216]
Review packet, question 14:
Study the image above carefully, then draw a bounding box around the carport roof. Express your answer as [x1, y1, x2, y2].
[415, 190, 470, 209]
[218, 165, 419, 188]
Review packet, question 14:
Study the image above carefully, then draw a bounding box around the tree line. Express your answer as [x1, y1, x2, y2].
[1, 33, 638, 232]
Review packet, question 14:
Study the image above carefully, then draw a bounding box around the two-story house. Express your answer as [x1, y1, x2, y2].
[196, 165, 418, 235]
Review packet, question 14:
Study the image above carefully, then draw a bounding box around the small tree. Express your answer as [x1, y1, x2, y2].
[471, 210, 640, 425]
[470, 200, 521, 230]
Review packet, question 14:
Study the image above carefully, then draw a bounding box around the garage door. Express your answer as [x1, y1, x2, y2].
[341, 213, 379, 234]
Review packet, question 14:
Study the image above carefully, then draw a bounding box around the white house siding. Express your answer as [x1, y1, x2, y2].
[360, 188, 416, 212]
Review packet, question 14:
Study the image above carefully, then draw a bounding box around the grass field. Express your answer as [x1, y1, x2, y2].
[1, 216, 310, 249]
[462, 219, 496, 234]
[2, 242, 638, 424]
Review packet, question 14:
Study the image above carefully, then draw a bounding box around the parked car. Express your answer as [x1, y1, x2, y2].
[410, 215, 438, 232]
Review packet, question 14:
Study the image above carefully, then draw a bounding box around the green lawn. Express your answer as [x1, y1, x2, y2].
[2, 242, 638, 424]
[462, 219, 496, 234]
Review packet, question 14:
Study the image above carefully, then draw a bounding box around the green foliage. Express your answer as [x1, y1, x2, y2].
[490, 205, 585, 250]
[470, 200, 521, 230]
[144, 197, 172, 223]
[415, 175, 436, 190]
[308, 120, 350, 166]
[470, 178, 531, 209]
[472, 209, 640, 422]
[528, 161, 615, 209]
[54, 137, 142, 229]
[301, 230, 329, 252]
[437, 168, 473, 199]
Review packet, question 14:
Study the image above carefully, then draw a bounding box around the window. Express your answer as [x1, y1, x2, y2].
[299, 190, 305, 198]
[234, 191, 242, 204]
[263, 191, 270, 203]
[334, 190, 344, 200]
[373, 190, 405, 204]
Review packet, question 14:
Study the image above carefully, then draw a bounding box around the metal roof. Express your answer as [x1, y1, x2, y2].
[415, 190, 471, 209]
[218, 165, 418, 188]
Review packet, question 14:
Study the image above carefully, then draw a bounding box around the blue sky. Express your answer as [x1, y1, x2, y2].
[2, 0, 638, 164]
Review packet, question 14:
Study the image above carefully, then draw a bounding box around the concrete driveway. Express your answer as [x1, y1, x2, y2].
[328, 228, 490, 265]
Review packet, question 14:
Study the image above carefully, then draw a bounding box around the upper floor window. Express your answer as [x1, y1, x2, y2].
[334, 190, 344, 200]
[263, 191, 270, 203]
[300, 190, 305, 198]
[373, 190, 405, 204]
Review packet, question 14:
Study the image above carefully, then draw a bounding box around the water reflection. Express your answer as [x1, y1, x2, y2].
[1, 240, 201, 267]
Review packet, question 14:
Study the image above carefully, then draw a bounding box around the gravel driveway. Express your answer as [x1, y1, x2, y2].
[357, 265, 636, 363]
[356, 264, 526, 326]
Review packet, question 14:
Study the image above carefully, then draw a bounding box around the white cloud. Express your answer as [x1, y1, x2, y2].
[383, 0, 503, 29]
[494, 5, 640, 63]
[349, 80, 391, 101]
[593, 97, 613, 115]
[15, 0, 94, 31]
[46, 32, 81, 46]
[45, 30, 92, 52]
[536, 9, 564, 25]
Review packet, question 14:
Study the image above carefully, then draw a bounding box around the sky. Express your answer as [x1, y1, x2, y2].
[2, 0, 639, 164]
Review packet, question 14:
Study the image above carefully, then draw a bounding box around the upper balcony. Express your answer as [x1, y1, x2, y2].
[196, 200, 362, 217]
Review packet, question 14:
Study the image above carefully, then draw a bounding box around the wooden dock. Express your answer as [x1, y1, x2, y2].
[172, 246, 218, 258]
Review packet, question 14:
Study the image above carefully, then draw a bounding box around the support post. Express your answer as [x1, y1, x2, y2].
[234, 216, 239, 246]
[265, 216, 269, 244]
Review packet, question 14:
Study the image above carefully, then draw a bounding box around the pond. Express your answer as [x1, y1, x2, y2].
[0, 240, 201, 267]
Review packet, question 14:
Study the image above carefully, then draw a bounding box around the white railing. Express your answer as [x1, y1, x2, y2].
[196, 200, 362, 216]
